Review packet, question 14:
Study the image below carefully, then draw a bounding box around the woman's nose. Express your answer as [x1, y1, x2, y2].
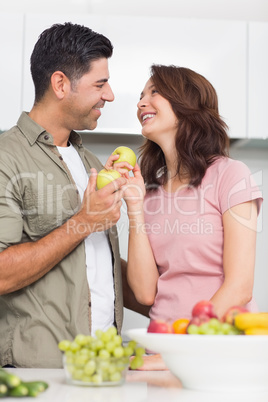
[137, 98, 147, 108]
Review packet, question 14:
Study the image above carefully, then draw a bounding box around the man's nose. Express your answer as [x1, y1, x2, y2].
[103, 83, 114, 102]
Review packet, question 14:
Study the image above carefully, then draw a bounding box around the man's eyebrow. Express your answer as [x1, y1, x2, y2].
[96, 78, 109, 83]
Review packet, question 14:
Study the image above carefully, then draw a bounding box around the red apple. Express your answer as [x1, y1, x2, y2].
[147, 320, 174, 334]
[192, 300, 218, 319]
[222, 305, 249, 325]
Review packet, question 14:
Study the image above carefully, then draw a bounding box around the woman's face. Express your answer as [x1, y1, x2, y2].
[137, 78, 178, 146]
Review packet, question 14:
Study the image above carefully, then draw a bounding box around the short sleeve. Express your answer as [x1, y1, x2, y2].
[218, 159, 263, 215]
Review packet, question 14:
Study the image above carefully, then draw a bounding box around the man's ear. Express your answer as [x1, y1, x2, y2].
[50, 71, 70, 100]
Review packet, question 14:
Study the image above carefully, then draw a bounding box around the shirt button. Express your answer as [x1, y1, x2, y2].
[44, 134, 49, 140]
[59, 156, 63, 160]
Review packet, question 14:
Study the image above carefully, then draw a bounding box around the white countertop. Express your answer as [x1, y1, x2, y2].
[4, 368, 268, 402]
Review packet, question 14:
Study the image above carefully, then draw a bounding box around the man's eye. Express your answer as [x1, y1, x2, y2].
[97, 85, 104, 89]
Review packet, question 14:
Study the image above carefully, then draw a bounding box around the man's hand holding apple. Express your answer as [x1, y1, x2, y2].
[73, 168, 127, 235]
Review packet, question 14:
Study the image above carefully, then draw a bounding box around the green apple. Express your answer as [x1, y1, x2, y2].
[112, 146, 136, 170]
[96, 168, 121, 190]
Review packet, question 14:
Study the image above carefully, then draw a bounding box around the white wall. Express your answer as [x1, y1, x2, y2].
[1, 0, 268, 21]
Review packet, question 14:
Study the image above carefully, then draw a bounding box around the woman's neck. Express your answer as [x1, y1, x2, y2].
[163, 174, 189, 193]
[162, 152, 189, 192]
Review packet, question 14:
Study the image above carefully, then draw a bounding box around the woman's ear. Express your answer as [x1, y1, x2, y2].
[50, 71, 70, 100]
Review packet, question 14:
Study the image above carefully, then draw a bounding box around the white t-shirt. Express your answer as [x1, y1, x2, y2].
[57, 143, 115, 335]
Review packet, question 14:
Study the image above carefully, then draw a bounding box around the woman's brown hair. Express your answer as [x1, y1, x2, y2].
[139, 65, 230, 189]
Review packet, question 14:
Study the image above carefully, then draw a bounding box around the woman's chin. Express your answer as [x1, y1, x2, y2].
[141, 127, 151, 139]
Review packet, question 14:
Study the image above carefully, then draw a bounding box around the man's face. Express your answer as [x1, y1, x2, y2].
[64, 58, 114, 131]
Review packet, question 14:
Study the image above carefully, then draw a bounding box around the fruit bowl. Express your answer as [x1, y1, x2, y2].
[126, 328, 268, 392]
[63, 354, 129, 387]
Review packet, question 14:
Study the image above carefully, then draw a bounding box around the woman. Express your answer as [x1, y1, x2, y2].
[107, 65, 263, 368]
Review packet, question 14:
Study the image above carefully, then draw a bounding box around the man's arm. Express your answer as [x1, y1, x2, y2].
[0, 170, 126, 295]
[121, 258, 151, 318]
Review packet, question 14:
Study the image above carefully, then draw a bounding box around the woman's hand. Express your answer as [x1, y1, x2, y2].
[104, 154, 146, 214]
[130, 354, 168, 371]
[122, 164, 146, 215]
[104, 154, 133, 179]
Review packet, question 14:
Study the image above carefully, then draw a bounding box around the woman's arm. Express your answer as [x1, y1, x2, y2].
[124, 165, 159, 306]
[104, 155, 159, 305]
[121, 258, 151, 317]
[210, 200, 258, 318]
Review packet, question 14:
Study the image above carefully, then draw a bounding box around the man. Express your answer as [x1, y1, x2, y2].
[0, 22, 129, 368]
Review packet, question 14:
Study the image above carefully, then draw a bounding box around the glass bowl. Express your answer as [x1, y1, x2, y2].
[63, 354, 129, 387]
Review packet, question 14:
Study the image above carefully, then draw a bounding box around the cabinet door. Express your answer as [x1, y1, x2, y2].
[0, 13, 24, 131]
[22, 14, 247, 137]
[102, 17, 247, 138]
[248, 22, 268, 139]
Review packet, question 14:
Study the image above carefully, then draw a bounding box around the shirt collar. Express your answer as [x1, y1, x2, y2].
[17, 112, 83, 147]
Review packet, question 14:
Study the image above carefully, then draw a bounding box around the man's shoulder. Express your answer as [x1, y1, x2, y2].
[0, 126, 22, 149]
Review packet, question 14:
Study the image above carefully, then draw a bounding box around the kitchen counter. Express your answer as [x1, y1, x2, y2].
[4, 368, 268, 402]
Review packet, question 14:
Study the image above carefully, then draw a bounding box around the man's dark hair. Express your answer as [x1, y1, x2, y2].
[30, 22, 113, 103]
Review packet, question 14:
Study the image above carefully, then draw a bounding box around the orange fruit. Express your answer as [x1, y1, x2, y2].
[172, 318, 190, 334]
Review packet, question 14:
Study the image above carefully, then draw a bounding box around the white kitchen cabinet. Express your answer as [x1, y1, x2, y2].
[0, 13, 24, 131]
[248, 22, 268, 139]
[22, 14, 247, 137]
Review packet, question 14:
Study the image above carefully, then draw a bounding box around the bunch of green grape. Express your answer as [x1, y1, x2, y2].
[58, 326, 145, 385]
[187, 318, 243, 335]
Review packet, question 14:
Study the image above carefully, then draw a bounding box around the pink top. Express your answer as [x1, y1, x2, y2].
[144, 157, 263, 322]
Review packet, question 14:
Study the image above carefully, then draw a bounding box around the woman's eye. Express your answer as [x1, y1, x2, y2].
[152, 89, 158, 94]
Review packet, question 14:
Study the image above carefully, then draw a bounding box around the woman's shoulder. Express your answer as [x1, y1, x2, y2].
[204, 156, 256, 196]
[207, 157, 251, 180]
[210, 156, 248, 170]
[208, 157, 262, 214]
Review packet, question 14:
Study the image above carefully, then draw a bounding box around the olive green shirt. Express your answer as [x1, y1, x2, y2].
[0, 112, 123, 368]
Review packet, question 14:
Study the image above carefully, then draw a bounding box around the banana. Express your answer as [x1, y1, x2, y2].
[235, 312, 268, 330]
[245, 327, 268, 335]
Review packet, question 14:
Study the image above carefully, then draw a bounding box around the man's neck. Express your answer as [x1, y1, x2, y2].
[29, 105, 70, 147]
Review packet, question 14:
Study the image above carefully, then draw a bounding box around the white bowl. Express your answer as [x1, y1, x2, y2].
[126, 328, 268, 392]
